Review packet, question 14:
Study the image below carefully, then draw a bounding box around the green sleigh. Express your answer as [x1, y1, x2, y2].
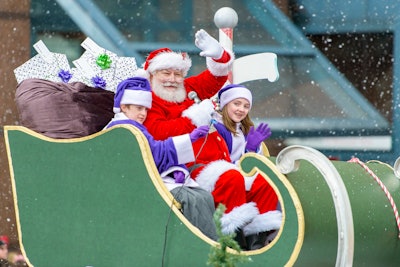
[4, 123, 400, 266]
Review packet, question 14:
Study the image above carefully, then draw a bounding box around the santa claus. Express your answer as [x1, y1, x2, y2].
[137, 29, 281, 250]
[138, 29, 234, 140]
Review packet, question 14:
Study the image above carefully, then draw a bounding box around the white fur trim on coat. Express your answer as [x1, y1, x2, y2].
[206, 49, 235, 77]
[244, 173, 258, 191]
[159, 166, 200, 191]
[220, 202, 259, 235]
[171, 134, 195, 164]
[160, 165, 189, 179]
[243, 210, 282, 236]
[195, 160, 238, 192]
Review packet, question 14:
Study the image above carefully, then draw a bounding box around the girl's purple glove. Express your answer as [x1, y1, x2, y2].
[189, 125, 210, 142]
[245, 123, 272, 152]
[174, 171, 186, 183]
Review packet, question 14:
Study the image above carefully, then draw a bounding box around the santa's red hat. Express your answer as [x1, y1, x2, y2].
[135, 48, 192, 79]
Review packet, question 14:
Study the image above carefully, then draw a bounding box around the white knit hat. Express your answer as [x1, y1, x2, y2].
[113, 77, 152, 113]
[218, 84, 252, 109]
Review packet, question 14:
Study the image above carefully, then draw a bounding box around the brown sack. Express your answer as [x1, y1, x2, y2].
[15, 78, 115, 139]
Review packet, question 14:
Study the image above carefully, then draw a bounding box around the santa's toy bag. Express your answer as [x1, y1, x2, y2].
[13, 39, 138, 139]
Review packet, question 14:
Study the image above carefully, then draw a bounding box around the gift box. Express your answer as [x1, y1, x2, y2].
[14, 38, 138, 92]
[72, 38, 137, 92]
[14, 40, 72, 84]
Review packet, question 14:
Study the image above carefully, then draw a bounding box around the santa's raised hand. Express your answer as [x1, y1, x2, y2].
[195, 29, 224, 59]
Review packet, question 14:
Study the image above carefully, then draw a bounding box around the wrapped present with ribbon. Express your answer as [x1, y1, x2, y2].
[14, 40, 72, 84]
[14, 38, 138, 92]
[71, 57, 111, 90]
[72, 55, 138, 92]
[71, 37, 122, 92]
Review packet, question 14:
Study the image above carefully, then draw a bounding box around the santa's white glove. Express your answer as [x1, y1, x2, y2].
[195, 29, 224, 59]
[182, 99, 215, 127]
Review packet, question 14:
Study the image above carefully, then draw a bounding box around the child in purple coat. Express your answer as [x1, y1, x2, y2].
[104, 77, 217, 240]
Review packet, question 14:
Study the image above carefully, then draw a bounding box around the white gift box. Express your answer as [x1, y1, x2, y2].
[72, 38, 137, 92]
[14, 39, 138, 92]
[14, 40, 72, 84]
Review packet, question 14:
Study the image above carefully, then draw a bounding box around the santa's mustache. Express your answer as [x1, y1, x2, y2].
[162, 82, 178, 87]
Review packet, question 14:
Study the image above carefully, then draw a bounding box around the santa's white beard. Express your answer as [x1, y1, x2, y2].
[152, 80, 186, 103]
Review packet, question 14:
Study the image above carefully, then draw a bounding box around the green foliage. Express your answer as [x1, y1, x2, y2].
[207, 204, 252, 267]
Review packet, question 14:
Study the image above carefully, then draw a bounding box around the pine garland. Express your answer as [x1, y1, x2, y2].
[207, 204, 252, 267]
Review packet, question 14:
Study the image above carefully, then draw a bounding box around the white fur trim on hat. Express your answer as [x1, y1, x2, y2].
[147, 51, 192, 76]
[219, 85, 252, 109]
[243, 210, 282, 236]
[195, 160, 238, 192]
[220, 202, 259, 235]
[120, 90, 152, 109]
[134, 68, 150, 79]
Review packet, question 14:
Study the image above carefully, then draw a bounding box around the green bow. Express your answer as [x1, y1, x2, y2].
[96, 53, 112, 70]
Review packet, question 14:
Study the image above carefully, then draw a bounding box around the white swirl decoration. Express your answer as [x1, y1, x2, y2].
[393, 156, 400, 179]
[275, 145, 354, 267]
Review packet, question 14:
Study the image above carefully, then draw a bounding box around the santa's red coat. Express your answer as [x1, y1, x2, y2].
[144, 52, 280, 234]
[144, 48, 235, 140]
[187, 131, 278, 215]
